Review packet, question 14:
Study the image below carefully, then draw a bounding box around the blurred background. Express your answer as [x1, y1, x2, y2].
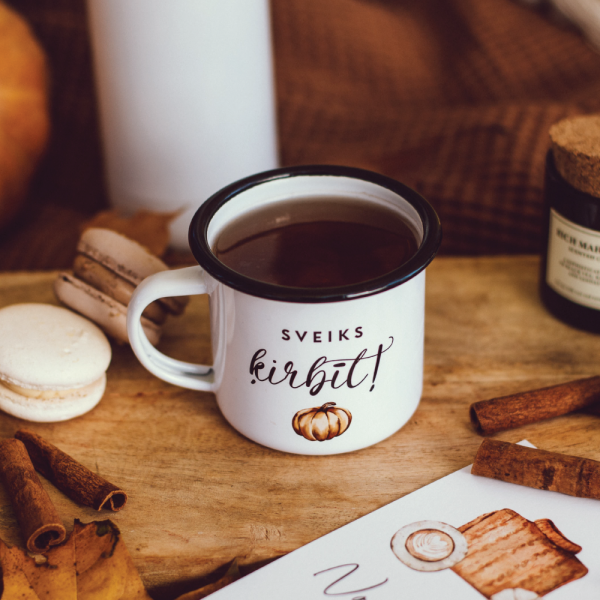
[2, 0, 600, 269]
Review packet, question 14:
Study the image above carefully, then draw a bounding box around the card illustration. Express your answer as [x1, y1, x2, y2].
[392, 509, 588, 599]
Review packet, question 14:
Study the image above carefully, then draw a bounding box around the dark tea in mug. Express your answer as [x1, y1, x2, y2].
[212, 197, 420, 288]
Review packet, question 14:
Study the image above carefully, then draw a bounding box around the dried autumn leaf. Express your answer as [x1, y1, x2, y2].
[18, 533, 77, 599]
[82, 209, 180, 257]
[174, 559, 241, 600]
[73, 519, 152, 600]
[72, 519, 117, 576]
[0, 538, 41, 599]
[0, 520, 151, 600]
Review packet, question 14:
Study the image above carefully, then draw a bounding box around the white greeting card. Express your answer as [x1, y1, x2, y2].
[211, 442, 600, 599]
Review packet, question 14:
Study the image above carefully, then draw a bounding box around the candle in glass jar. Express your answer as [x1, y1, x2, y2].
[540, 114, 600, 332]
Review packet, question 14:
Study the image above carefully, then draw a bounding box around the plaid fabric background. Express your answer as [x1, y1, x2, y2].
[2, 0, 600, 269]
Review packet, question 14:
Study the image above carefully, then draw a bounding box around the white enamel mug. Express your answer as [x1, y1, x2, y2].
[127, 166, 442, 455]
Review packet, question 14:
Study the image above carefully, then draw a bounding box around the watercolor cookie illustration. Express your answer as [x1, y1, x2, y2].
[451, 509, 587, 599]
[292, 402, 352, 441]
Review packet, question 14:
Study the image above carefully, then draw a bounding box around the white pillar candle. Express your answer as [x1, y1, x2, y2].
[86, 0, 278, 249]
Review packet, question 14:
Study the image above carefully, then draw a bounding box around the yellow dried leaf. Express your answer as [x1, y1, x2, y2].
[174, 559, 241, 600]
[73, 520, 152, 600]
[18, 533, 77, 600]
[72, 520, 117, 576]
[0, 539, 41, 600]
[82, 209, 180, 257]
[1, 521, 151, 600]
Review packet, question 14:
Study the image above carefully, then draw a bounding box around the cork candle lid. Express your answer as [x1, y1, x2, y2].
[550, 114, 600, 198]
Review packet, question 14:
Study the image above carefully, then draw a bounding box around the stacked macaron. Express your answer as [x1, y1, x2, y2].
[0, 303, 111, 422]
[54, 228, 187, 345]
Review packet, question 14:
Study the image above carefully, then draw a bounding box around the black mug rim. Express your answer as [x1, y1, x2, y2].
[188, 165, 442, 303]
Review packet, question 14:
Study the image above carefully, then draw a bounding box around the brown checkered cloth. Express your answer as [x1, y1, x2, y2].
[2, 0, 600, 269]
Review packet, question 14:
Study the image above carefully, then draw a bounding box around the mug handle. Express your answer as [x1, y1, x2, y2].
[127, 266, 218, 392]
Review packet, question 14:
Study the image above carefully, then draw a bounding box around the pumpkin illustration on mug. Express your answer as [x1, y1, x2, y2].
[292, 402, 352, 441]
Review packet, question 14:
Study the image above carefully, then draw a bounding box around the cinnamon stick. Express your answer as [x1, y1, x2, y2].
[469, 375, 600, 434]
[0, 438, 66, 553]
[472, 439, 600, 500]
[15, 429, 127, 512]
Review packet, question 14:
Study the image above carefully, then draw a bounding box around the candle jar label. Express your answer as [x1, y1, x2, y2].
[546, 208, 600, 311]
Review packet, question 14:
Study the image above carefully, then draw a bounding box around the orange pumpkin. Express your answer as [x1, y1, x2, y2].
[292, 402, 352, 441]
[0, 2, 49, 229]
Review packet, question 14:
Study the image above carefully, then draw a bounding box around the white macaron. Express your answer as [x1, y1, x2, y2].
[0, 303, 112, 422]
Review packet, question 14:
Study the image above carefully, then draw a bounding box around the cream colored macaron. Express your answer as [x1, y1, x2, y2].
[0, 303, 112, 422]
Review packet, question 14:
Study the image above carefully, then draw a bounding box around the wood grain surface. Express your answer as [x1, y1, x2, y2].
[1, 256, 599, 598]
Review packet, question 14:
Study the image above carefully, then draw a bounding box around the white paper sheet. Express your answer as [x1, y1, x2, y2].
[211, 442, 600, 599]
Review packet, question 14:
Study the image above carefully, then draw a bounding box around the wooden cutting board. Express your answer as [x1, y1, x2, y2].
[0, 256, 599, 598]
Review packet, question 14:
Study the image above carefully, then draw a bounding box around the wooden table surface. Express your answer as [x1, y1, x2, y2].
[1, 256, 600, 598]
